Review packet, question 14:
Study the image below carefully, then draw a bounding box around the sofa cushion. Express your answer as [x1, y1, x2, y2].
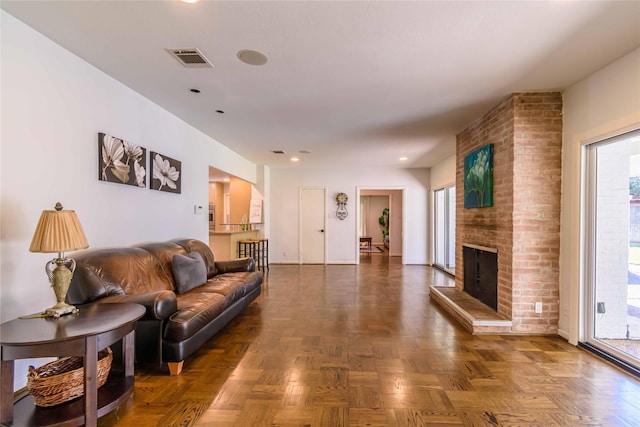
[164, 291, 227, 342]
[172, 252, 207, 294]
[70, 247, 174, 300]
[172, 238, 217, 278]
[135, 241, 186, 289]
[200, 272, 263, 302]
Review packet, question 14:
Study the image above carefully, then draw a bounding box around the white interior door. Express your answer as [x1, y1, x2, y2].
[300, 187, 326, 264]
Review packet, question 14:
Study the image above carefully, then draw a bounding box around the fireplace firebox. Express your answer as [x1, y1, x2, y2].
[463, 244, 498, 311]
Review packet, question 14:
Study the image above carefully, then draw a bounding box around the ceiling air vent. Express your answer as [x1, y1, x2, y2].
[271, 150, 286, 154]
[166, 48, 214, 68]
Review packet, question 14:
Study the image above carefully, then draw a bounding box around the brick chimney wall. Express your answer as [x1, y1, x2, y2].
[455, 92, 562, 334]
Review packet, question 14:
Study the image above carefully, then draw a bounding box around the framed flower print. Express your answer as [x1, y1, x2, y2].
[150, 151, 181, 194]
[98, 133, 146, 188]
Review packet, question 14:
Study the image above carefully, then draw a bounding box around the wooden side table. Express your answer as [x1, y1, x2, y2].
[359, 237, 372, 250]
[0, 303, 145, 427]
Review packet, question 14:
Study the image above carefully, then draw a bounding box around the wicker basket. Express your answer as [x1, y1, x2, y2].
[27, 347, 113, 407]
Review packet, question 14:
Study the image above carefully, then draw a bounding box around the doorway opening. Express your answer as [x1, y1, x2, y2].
[357, 188, 404, 264]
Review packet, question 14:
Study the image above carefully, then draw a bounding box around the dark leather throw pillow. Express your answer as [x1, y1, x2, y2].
[172, 252, 207, 294]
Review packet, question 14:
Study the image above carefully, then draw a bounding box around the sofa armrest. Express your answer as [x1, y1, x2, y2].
[98, 290, 177, 320]
[215, 257, 256, 273]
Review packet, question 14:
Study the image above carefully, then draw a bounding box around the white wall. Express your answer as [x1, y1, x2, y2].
[269, 168, 430, 265]
[430, 155, 456, 190]
[561, 47, 640, 342]
[255, 165, 270, 239]
[0, 12, 258, 386]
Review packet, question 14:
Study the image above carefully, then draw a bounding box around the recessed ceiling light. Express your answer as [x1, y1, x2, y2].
[180, 0, 198, 3]
[189, 88, 200, 93]
[237, 49, 268, 66]
[291, 157, 299, 162]
[399, 156, 408, 161]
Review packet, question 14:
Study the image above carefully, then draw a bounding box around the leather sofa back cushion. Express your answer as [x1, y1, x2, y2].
[172, 252, 207, 294]
[70, 247, 174, 302]
[135, 241, 186, 289]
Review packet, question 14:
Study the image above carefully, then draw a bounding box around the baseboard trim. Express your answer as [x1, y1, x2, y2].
[557, 328, 569, 340]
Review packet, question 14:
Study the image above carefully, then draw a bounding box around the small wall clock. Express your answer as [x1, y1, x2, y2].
[336, 192, 348, 220]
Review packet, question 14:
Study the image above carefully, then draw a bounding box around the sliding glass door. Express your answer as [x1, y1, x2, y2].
[584, 129, 640, 373]
[434, 186, 455, 274]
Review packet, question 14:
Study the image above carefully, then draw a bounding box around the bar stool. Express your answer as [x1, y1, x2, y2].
[237, 240, 256, 261]
[253, 238, 269, 272]
[237, 238, 269, 272]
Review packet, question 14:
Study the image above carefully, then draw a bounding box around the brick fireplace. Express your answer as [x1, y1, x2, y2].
[434, 92, 562, 334]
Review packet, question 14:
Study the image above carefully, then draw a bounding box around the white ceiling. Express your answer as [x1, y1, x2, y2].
[2, 1, 639, 169]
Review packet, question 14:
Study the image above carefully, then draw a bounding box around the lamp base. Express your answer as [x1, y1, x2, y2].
[45, 258, 79, 318]
[45, 303, 79, 318]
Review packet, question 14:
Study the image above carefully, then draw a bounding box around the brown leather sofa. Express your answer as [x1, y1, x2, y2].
[67, 238, 263, 375]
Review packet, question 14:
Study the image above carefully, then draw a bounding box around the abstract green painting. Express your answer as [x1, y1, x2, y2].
[464, 144, 493, 208]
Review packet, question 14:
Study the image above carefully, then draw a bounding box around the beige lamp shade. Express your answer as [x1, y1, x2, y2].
[29, 203, 89, 253]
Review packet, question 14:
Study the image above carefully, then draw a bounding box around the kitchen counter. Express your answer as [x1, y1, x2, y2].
[209, 230, 258, 260]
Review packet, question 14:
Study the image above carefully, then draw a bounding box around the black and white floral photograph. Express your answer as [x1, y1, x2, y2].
[150, 151, 181, 194]
[98, 132, 146, 188]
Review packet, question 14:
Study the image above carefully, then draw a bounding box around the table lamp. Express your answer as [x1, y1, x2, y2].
[29, 202, 89, 317]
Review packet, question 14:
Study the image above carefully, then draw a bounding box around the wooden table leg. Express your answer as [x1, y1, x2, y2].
[84, 335, 98, 427]
[0, 359, 14, 425]
[123, 330, 135, 378]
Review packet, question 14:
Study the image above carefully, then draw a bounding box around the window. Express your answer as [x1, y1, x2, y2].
[583, 129, 640, 375]
[434, 186, 455, 274]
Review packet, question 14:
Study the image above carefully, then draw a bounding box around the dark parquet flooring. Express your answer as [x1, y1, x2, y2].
[99, 255, 640, 427]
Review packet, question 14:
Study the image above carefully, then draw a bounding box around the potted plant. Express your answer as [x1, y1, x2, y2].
[378, 208, 389, 248]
